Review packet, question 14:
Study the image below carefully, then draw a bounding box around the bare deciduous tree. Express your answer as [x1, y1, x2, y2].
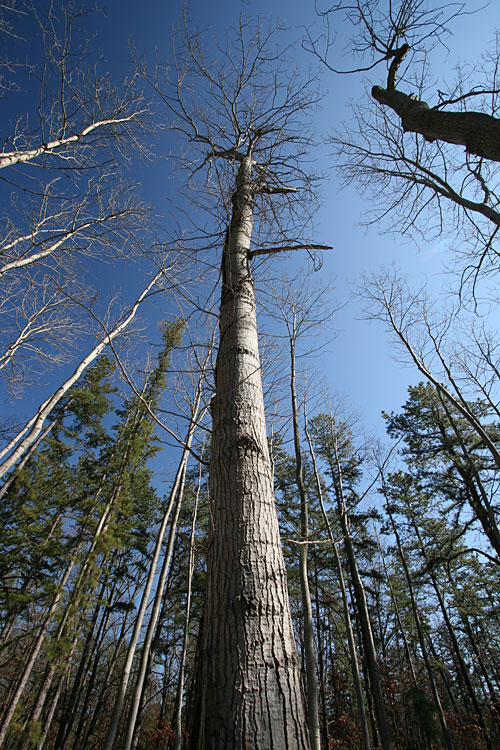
[0, 1, 155, 399]
[267, 274, 337, 750]
[0, 268, 168, 483]
[141, 16, 331, 748]
[362, 267, 500, 556]
[307, 0, 500, 297]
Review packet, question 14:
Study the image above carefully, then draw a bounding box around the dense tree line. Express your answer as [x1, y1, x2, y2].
[1, 371, 499, 749]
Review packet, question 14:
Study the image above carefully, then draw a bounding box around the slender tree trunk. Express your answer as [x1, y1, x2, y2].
[424, 630, 463, 719]
[373, 525, 418, 689]
[313, 562, 330, 749]
[0, 548, 79, 748]
[190, 156, 309, 748]
[120, 463, 186, 750]
[330, 444, 391, 750]
[411, 519, 491, 747]
[0, 272, 162, 482]
[173, 462, 201, 750]
[28, 634, 78, 747]
[38, 671, 64, 750]
[341, 526, 390, 750]
[0, 419, 57, 501]
[53, 575, 110, 749]
[289, 338, 321, 750]
[385, 506, 455, 750]
[75, 605, 134, 750]
[103, 455, 188, 750]
[103, 335, 206, 750]
[68, 580, 119, 749]
[304, 410, 370, 750]
[437, 393, 500, 558]
[458, 600, 500, 723]
[132, 558, 178, 749]
[21, 473, 121, 739]
[0, 509, 63, 651]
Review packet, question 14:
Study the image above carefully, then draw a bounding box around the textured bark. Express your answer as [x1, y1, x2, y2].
[191, 156, 309, 748]
[372, 86, 500, 162]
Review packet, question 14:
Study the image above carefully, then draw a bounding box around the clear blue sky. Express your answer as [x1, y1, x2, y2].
[1, 0, 496, 445]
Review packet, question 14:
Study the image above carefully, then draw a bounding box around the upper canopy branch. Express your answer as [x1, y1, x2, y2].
[371, 85, 500, 163]
[311, 2, 500, 162]
[385, 43, 410, 91]
[0, 112, 148, 170]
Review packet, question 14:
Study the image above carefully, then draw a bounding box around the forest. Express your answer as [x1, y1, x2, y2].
[0, 0, 499, 748]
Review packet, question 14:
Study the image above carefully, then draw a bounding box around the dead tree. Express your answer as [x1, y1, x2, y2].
[143, 16, 330, 748]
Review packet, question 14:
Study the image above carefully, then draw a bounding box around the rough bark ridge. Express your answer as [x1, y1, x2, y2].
[191, 156, 309, 748]
[372, 85, 500, 163]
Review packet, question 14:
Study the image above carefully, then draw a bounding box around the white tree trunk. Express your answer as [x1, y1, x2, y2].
[0, 271, 162, 482]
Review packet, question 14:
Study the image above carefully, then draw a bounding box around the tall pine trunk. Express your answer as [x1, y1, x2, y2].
[331, 445, 392, 750]
[385, 505, 455, 750]
[304, 410, 371, 750]
[190, 156, 309, 748]
[289, 338, 321, 750]
[173, 461, 201, 750]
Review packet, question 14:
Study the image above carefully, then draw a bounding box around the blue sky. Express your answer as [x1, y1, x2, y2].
[96, 0, 496, 436]
[1, 0, 497, 447]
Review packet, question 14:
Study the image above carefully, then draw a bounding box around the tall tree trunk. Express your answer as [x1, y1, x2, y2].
[411, 518, 492, 747]
[289, 338, 321, 750]
[313, 562, 330, 749]
[53, 574, 111, 749]
[437, 393, 500, 558]
[190, 156, 309, 748]
[68, 578, 119, 749]
[75, 603, 134, 750]
[28, 634, 78, 745]
[173, 461, 201, 750]
[120, 463, 186, 750]
[131, 557, 178, 750]
[372, 525, 418, 689]
[385, 505, 455, 750]
[331, 444, 391, 750]
[103, 445, 191, 750]
[304, 410, 370, 750]
[459, 605, 500, 735]
[0, 549, 79, 748]
[38, 670, 64, 750]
